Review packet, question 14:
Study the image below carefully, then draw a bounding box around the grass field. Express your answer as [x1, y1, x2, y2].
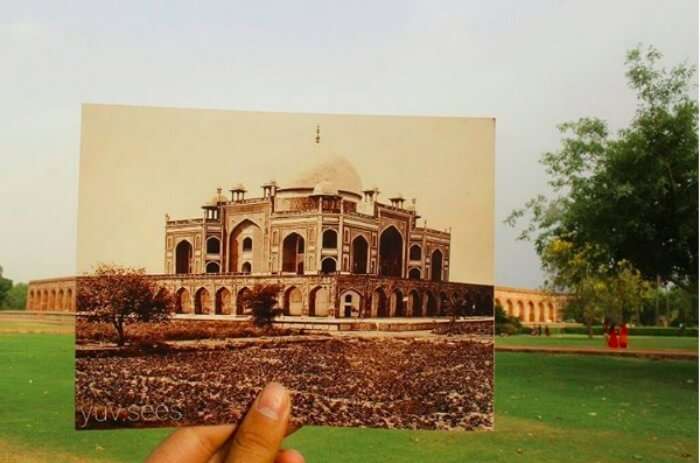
[496, 334, 699, 352]
[0, 332, 697, 463]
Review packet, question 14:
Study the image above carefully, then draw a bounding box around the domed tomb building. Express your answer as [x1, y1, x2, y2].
[162, 155, 493, 318]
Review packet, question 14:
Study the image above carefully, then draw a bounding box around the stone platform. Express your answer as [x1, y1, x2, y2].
[174, 314, 494, 332]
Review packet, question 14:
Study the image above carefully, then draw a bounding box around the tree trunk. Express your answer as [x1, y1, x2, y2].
[587, 322, 593, 339]
[113, 319, 125, 346]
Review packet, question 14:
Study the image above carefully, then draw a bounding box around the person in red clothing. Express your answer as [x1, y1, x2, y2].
[608, 324, 619, 348]
[619, 323, 629, 349]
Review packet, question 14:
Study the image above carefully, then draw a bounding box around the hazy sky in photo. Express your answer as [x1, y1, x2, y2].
[1, 0, 697, 286]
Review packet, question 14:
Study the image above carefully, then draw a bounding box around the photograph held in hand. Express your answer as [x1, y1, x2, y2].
[70, 104, 496, 431]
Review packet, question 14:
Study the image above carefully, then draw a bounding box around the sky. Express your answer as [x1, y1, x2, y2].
[1, 0, 697, 287]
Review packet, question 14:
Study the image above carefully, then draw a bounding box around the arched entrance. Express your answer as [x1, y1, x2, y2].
[410, 290, 421, 317]
[175, 288, 191, 314]
[431, 249, 443, 282]
[379, 226, 403, 277]
[284, 287, 303, 315]
[194, 288, 210, 315]
[372, 288, 388, 317]
[206, 262, 220, 273]
[391, 289, 405, 317]
[408, 268, 421, 280]
[409, 245, 422, 261]
[206, 237, 220, 254]
[57, 289, 64, 310]
[322, 229, 337, 249]
[229, 220, 262, 273]
[309, 286, 330, 317]
[236, 287, 251, 315]
[175, 241, 192, 274]
[339, 290, 361, 318]
[282, 233, 305, 274]
[215, 287, 231, 315]
[426, 291, 437, 316]
[351, 236, 368, 274]
[321, 257, 337, 274]
[439, 292, 449, 315]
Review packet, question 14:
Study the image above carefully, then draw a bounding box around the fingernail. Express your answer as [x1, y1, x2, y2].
[256, 382, 287, 420]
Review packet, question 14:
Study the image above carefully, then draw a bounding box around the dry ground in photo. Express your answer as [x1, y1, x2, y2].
[75, 335, 493, 431]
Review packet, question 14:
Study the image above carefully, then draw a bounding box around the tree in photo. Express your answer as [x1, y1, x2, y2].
[238, 284, 283, 329]
[77, 264, 174, 346]
[508, 45, 698, 321]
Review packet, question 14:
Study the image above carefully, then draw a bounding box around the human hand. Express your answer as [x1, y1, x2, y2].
[146, 382, 303, 463]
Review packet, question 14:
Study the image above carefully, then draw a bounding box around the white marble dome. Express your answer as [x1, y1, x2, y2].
[312, 179, 339, 196]
[288, 156, 362, 194]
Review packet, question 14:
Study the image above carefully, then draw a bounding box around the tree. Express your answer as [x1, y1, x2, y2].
[495, 303, 522, 336]
[0, 265, 12, 308]
[77, 264, 173, 346]
[562, 260, 651, 337]
[508, 45, 698, 296]
[4, 283, 28, 310]
[238, 284, 283, 329]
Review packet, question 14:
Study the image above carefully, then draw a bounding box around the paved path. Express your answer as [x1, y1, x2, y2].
[496, 344, 698, 360]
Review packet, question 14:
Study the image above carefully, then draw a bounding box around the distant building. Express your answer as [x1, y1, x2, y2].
[26, 134, 560, 322]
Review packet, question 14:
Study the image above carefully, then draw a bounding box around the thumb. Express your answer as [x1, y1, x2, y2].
[226, 382, 291, 463]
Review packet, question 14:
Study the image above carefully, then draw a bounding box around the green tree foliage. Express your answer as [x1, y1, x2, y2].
[494, 303, 522, 335]
[0, 272, 12, 308]
[77, 264, 173, 346]
[507, 45, 698, 292]
[4, 283, 28, 310]
[238, 284, 283, 329]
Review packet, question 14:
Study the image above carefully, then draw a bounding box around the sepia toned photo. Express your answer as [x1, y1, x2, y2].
[65, 104, 496, 431]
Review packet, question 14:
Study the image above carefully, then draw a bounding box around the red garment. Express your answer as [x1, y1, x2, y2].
[608, 326, 619, 348]
[619, 324, 628, 349]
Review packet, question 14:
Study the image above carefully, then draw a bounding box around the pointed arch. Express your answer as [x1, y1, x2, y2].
[284, 286, 303, 315]
[215, 287, 231, 315]
[236, 287, 251, 315]
[409, 290, 422, 317]
[408, 268, 421, 280]
[206, 262, 220, 274]
[321, 257, 337, 274]
[391, 289, 405, 317]
[425, 291, 437, 316]
[322, 229, 338, 249]
[175, 240, 193, 274]
[175, 288, 191, 314]
[282, 233, 305, 274]
[430, 249, 443, 282]
[229, 219, 262, 273]
[351, 235, 369, 274]
[194, 287, 210, 315]
[206, 236, 220, 254]
[379, 226, 403, 277]
[372, 287, 388, 317]
[339, 289, 362, 318]
[309, 286, 330, 317]
[409, 244, 422, 261]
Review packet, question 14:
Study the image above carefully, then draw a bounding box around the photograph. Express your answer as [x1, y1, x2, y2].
[68, 105, 496, 430]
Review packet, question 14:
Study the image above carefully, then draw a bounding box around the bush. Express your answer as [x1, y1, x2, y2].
[76, 319, 293, 344]
[560, 325, 698, 337]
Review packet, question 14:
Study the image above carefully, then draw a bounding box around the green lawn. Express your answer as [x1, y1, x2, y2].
[0, 333, 697, 462]
[496, 334, 699, 351]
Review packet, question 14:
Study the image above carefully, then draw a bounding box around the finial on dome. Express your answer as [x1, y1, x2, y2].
[315, 124, 320, 144]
